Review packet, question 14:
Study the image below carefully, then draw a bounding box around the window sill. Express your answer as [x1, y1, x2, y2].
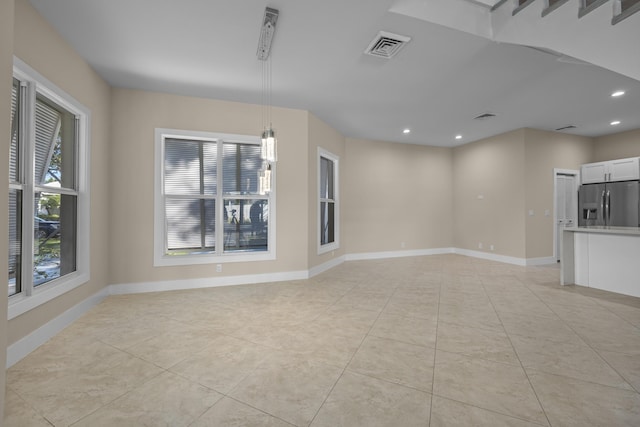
[542, 0, 570, 17]
[8, 271, 90, 319]
[154, 250, 276, 267]
[513, 0, 537, 16]
[578, 0, 609, 18]
[612, 3, 640, 24]
[318, 242, 339, 255]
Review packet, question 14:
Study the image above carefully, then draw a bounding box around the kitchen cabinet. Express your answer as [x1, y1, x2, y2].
[561, 227, 640, 298]
[581, 157, 640, 184]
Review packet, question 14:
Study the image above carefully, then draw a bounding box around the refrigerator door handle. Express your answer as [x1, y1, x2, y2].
[605, 190, 611, 225]
[601, 190, 606, 225]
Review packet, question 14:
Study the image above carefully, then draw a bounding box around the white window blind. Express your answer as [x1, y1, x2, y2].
[156, 130, 275, 265]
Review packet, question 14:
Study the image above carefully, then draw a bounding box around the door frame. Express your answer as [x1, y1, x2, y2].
[553, 168, 580, 262]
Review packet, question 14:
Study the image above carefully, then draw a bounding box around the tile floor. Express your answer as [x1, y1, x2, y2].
[4, 254, 640, 426]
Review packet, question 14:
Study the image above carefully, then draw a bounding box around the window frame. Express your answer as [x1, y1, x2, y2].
[154, 128, 276, 266]
[9, 57, 91, 319]
[513, 0, 537, 15]
[542, 0, 571, 17]
[317, 147, 339, 255]
[578, 0, 609, 17]
[612, 0, 640, 24]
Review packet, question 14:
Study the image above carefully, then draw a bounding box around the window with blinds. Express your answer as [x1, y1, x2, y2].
[318, 148, 339, 254]
[9, 78, 22, 297]
[9, 59, 89, 314]
[156, 130, 273, 264]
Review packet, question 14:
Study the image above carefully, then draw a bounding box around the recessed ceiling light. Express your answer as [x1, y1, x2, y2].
[455, 135, 462, 140]
[611, 90, 625, 97]
[610, 120, 621, 126]
[403, 128, 411, 134]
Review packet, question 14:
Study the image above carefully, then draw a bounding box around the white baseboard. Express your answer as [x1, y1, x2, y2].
[526, 256, 557, 266]
[346, 247, 455, 261]
[453, 248, 527, 266]
[452, 249, 557, 266]
[8, 246, 557, 367]
[309, 255, 346, 278]
[109, 270, 310, 295]
[6, 287, 109, 368]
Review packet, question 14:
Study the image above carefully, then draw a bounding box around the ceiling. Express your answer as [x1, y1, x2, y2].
[28, 0, 640, 147]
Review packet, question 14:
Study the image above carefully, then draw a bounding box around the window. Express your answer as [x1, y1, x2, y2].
[542, 0, 570, 17]
[9, 58, 90, 317]
[613, 0, 640, 23]
[318, 148, 339, 254]
[155, 129, 275, 266]
[513, 0, 536, 15]
[578, 0, 609, 17]
[621, 0, 640, 11]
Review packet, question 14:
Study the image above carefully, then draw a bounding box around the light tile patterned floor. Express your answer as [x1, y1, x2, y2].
[5, 254, 640, 426]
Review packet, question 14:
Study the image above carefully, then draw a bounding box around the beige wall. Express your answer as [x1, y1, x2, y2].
[452, 128, 595, 260]
[453, 130, 527, 258]
[8, 0, 112, 346]
[308, 113, 346, 268]
[523, 129, 593, 258]
[343, 138, 453, 255]
[592, 128, 640, 161]
[2, 0, 16, 418]
[109, 89, 310, 285]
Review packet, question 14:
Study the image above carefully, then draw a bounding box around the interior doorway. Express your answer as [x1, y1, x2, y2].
[554, 169, 579, 262]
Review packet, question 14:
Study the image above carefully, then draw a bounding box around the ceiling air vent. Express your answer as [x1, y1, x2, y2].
[365, 31, 411, 59]
[555, 125, 577, 131]
[473, 112, 496, 120]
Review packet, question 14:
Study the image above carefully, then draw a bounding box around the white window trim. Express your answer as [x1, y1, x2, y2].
[154, 128, 276, 266]
[318, 147, 339, 254]
[9, 57, 91, 320]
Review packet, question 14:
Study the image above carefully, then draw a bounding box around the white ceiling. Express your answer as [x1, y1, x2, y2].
[28, 0, 640, 147]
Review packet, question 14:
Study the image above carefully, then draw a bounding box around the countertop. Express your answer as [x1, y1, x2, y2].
[563, 226, 640, 236]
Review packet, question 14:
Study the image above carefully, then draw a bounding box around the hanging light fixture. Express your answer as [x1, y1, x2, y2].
[257, 7, 279, 165]
[258, 163, 272, 195]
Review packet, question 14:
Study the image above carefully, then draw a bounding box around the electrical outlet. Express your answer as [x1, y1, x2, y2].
[216, 264, 222, 273]
[401, 242, 405, 249]
[478, 242, 483, 249]
[490, 245, 494, 251]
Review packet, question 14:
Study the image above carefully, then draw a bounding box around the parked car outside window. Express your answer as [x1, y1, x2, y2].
[35, 216, 60, 239]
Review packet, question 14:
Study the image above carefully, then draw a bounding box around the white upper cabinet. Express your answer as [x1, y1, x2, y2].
[581, 157, 640, 184]
[610, 157, 640, 182]
[581, 162, 608, 184]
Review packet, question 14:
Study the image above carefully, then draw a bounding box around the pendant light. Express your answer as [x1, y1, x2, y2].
[258, 163, 272, 195]
[257, 7, 279, 165]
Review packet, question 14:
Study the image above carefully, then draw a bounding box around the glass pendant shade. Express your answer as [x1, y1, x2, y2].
[261, 128, 277, 163]
[258, 163, 272, 195]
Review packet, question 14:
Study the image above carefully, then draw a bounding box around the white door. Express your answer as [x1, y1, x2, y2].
[555, 171, 578, 261]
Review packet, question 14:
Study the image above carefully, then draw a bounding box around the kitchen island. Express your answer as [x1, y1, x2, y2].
[561, 226, 640, 298]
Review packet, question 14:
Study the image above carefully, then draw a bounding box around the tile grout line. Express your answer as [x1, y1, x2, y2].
[427, 268, 443, 427]
[479, 275, 554, 427]
[525, 289, 640, 395]
[307, 275, 402, 426]
[516, 274, 639, 395]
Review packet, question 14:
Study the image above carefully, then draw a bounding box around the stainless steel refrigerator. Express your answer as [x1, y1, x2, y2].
[578, 180, 640, 227]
